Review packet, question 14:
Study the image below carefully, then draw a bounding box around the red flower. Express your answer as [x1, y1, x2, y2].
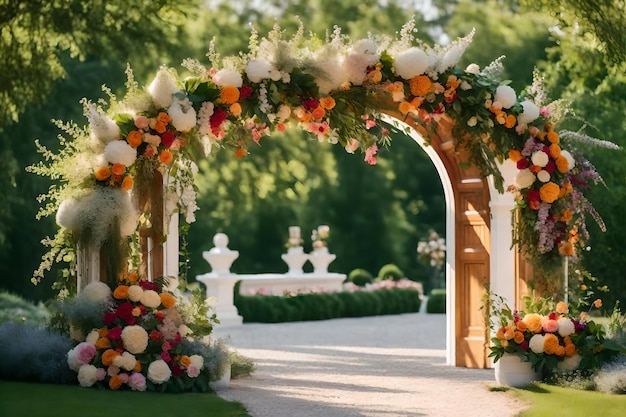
[104, 311, 116, 325]
[210, 108, 228, 129]
[116, 302, 134, 321]
[155, 311, 165, 322]
[172, 363, 184, 377]
[302, 98, 319, 111]
[161, 351, 172, 363]
[527, 189, 540, 201]
[150, 330, 163, 342]
[108, 327, 122, 341]
[240, 85, 253, 100]
[138, 280, 160, 291]
[517, 159, 529, 170]
[160, 131, 176, 148]
[545, 160, 556, 173]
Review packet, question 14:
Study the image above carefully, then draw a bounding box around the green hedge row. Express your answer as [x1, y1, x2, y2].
[234, 288, 422, 323]
[426, 289, 446, 314]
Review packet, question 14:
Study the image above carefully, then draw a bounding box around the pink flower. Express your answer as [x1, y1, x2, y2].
[364, 144, 378, 165]
[161, 351, 172, 363]
[118, 373, 129, 384]
[186, 365, 200, 378]
[96, 368, 107, 381]
[542, 318, 559, 333]
[539, 107, 550, 117]
[128, 372, 147, 391]
[108, 327, 122, 341]
[134, 116, 149, 130]
[75, 342, 97, 365]
[365, 119, 377, 129]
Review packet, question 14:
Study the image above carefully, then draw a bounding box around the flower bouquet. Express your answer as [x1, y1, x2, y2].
[488, 293, 624, 377]
[64, 275, 229, 392]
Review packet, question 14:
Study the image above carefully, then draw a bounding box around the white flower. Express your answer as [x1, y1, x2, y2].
[121, 325, 149, 354]
[557, 317, 576, 337]
[85, 329, 99, 345]
[104, 140, 137, 167]
[178, 324, 193, 338]
[127, 285, 143, 302]
[85, 103, 119, 145]
[494, 85, 517, 109]
[394, 47, 429, 79]
[148, 67, 180, 109]
[560, 150, 576, 171]
[189, 354, 204, 370]
[529, 334, 545, 354]
[557, 353, 582, 371]
[514, 169, 536, 189]
[167, 99, 197, 132]
[56, 198, 80, 231]
[140, 290, 161, 309]
[465, 63, 480, 74]
[113, 351, 137, 371]
[276, 104, 291, 121]
[467, 116, 478, 127]
[531, 151, 549, 167]
[79, 282, 112, 304]
[537, 170, 551, 183]
[343, 53, 371, 85]
[213, 69, 243, 88]
[312, 47, 347, 94]
[148, 359, 172, 384]
[67, 349, 81, 372]
[77, 364, 99, 387]
[246, 58, 273, 83]
[518, 100, 540, 125]
[351, 39, 378, 60]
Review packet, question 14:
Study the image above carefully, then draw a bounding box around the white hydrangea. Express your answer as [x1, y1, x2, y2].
[312, 47, 347, 94]
[148, 67, 180, 109]
[213, 69, 243, 87]
[246, 58, 273, 83]
[537, 170, 551, 183]
[140, 290, 162, 309]
[104, 140, 137, 167]
[531, 151, 549, 167]
[127, 285, 143, 302]
[67, 348, 81, 372]
[168, 99, 197, 132]
[79, 282, 112, 304]
[77, 364, 99, 387]
[560, 150, 576, 171]
[148, 359, 172, 384]
[518, 100, 540, 125]
[121, 325, 149, 354]
[514, 169, 536, 189]
[494, 85, 517, 109]
[557, 353, 582, 371]
[529, 334, 545, 354]
[557, 317, 576, 337]
[56, 198, 80, 230]
[394, 47, 429, 79]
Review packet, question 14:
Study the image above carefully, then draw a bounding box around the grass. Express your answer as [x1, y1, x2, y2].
[514, 383, 626, 417]
[0, 380, 251, 417]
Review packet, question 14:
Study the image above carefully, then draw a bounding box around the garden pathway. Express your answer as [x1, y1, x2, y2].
[213, 312, 528, 417]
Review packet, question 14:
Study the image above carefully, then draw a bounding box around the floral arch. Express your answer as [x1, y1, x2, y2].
[32, 20, 606, 369]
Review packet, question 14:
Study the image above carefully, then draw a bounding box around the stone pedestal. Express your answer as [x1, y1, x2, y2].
[281, 247, 309, 275]
[309, 247, 336, 274]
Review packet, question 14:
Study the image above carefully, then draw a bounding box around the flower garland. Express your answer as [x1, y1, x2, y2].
[30, 18, 612, 292]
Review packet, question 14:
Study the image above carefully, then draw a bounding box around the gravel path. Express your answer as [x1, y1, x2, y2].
[213, 313, 528, 417]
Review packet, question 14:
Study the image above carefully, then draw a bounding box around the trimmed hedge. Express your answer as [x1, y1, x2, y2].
[377, 263, 404, 281]
[235, 288, 422, 323]
[347, 268, 374, 287]
[426, 289, 446, 314]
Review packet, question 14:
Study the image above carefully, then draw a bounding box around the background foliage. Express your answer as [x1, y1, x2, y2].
[1, 0, 623, 309]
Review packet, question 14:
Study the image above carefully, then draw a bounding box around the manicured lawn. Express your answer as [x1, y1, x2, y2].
[515, 383, 626, 417]
[0, 380, 250, 417]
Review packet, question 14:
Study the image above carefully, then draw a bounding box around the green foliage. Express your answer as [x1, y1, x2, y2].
[347, 268, 374, 287]
[377, 264, 404, 281]
[0, 291, 49, 325]
[235, 288, 422, 323]
[426, 289, 446, 314]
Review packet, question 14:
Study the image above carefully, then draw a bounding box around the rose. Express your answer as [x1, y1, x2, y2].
[531, 151, 549, 168]
[121, 325, 149, 354]
[147, 359, 172, 384]
[77, 364, 99, 387]
[189, 354, 204, 370]
[514, 169, 535, 189]
[128, 372, 147, 391]
[186, 365, 200, 378]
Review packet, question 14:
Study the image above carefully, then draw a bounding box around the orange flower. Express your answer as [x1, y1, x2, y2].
[95, 337, 111, 349]
[549, 144, 561, 158]
[522, 313, 543, 333]
[109, 375, 123, 390]
[504, 114, 517, 128]
[530, 164, 542, 173]
[398, 101, 413, 115]
[558, 242, 574, 256]
[159, 292, 176, 309]
[128, 272, 138, 283]
[569, 227, 579, 243]
[157, 112, 172, 124]
[513, 331, 525, 344]
[555, 155, 569, 173]
[234, 147, 248, 158]
[559, 183, 572, 198]
[154, 121, 167, 134]
[539, 182, 560, 203]
[220, 85, 240, 104]
[133, 360, 142, 373]
[555, 345, 566, 356]
[229, 102, 242, 116]
[504, 326, 515, 340]
[311, 106, 326, 121]
[319, 96, 336, 110]
[98, 327, 109, 337]
[410, 75, 434, 97]
[515, 320, 527, 332]
[95, 166, 111, 181]
[594, 299, 603, 308]
[126, 130, 143, 148]
[543, 333, 560, 354]
[121, 175, 134, 191]
[111, 163, 126, 176]
[367, 69, 382, 83]
[556, 301, 569, 314]
[565, 343, 577, 356]
[508, 149, 522, 162]
[101, 349, 118, 366]
[113, 285, 129, 300]
[180, 355, 192, 367]
[496, 327, 506, 340]
[547, 131, 559, 144]
[159, 149, 173, 165]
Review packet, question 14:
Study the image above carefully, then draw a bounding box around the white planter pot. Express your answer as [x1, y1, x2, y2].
[494, 353, 541, 387]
